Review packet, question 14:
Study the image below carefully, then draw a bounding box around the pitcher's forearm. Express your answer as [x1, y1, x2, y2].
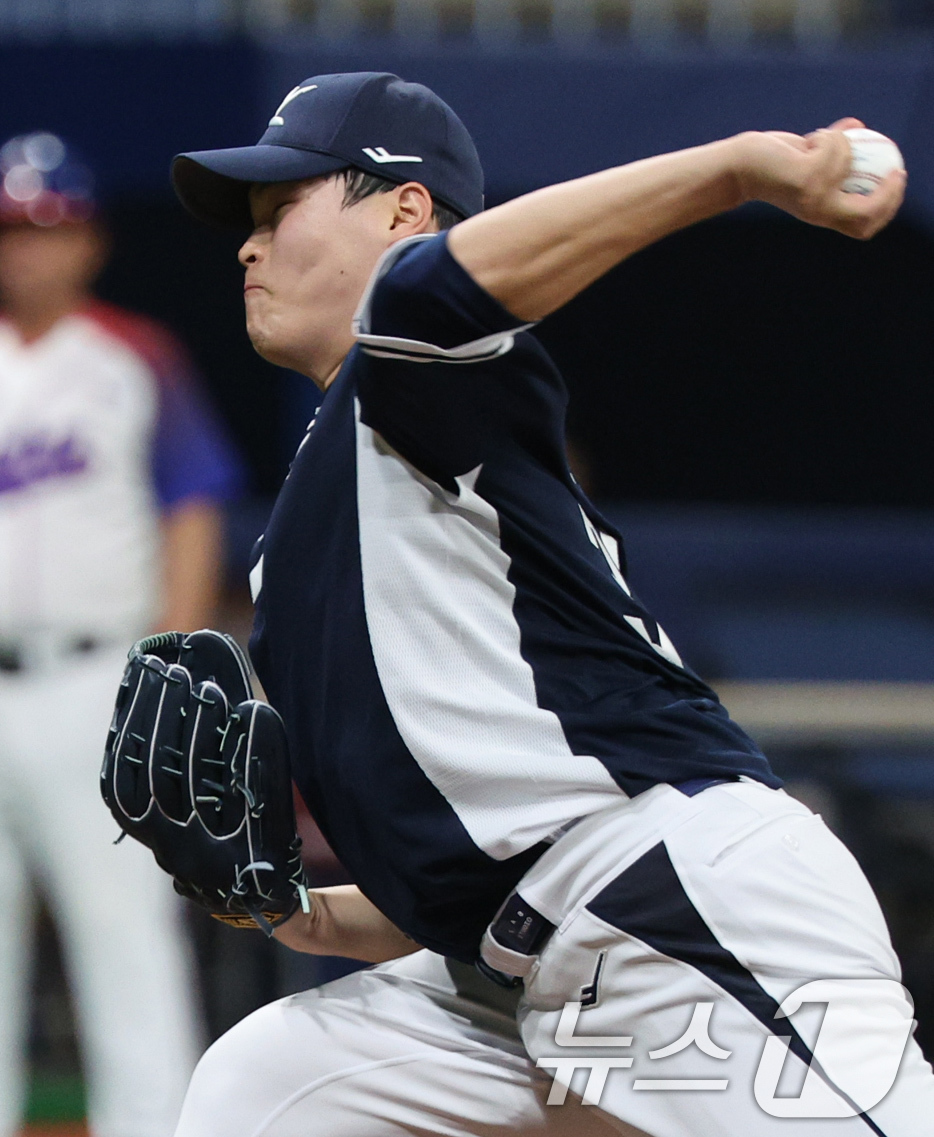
[274, 885, 421, 963]
[447, 126, 904, 324]
[447, 138, 743, 322]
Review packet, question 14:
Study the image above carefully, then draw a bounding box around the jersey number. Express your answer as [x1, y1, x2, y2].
[579, 508, 683, 669]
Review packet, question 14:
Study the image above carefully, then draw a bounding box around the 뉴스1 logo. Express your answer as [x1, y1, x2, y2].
[268, 85, 319, 127]
[536, 979, 914, 1116]
[362, 147, 424, 165]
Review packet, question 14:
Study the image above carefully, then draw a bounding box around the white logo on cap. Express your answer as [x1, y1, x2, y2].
[362, 147, 424, 165]
[268, 85, 318, 128]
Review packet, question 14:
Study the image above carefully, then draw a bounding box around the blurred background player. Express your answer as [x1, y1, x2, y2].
[0, 133, 242, 1137]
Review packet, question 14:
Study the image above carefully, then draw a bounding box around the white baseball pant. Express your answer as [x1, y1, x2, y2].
[0, 642, 201, 1137]
[175, 781, 934, 1136]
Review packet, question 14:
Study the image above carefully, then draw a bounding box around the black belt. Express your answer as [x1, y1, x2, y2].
[476, 775, 740, 988]
[0, 635, 102, 674]
[672, 774, 739, 799]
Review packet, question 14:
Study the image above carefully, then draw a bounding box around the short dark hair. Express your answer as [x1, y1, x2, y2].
[338, 168, 465, 232]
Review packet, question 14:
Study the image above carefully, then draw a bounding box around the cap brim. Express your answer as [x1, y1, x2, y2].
[171, 145, 350, 229]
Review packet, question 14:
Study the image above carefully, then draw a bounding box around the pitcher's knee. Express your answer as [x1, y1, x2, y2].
[175, 998, 312, 1136]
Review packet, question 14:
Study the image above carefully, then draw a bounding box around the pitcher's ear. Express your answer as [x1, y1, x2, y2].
[389, 182, 436, 233]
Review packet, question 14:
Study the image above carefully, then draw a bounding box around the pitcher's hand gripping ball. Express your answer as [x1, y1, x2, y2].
[101, 630, 310, 934]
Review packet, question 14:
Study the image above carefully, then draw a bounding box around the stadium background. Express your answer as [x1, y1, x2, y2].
[2, 1, 934, 1130]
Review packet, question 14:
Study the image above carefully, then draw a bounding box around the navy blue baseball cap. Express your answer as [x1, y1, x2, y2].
[172, 72, 483, 229]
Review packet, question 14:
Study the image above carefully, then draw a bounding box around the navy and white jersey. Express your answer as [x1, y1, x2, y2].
[249, 233, 780, 963]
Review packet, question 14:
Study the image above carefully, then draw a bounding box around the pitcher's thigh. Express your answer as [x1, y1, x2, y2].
[176, 957, 621, 1137]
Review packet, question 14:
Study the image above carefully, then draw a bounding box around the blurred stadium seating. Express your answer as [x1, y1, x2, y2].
[0, 0, 226, 35]
[0, 0, 931, 41]
[249, 0, 852, 42]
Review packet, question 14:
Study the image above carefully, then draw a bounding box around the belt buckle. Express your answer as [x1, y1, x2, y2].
[478, 892, 555, 984]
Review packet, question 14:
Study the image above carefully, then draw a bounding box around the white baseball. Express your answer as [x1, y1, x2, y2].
[842, 128, 905, 195]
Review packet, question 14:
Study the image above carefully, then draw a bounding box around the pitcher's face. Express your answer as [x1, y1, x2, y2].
[240, 177, 397, 386]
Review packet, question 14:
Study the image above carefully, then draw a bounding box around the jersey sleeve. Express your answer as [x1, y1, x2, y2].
[149, 344, 245, 511]
[352, 233, 534, 364]
[350, 234, 568, 487]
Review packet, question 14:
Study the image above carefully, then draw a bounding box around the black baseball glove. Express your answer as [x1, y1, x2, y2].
[101, 629, 310, 935]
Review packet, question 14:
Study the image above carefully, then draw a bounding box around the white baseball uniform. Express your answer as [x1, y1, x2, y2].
[0, 302, 240, 1137]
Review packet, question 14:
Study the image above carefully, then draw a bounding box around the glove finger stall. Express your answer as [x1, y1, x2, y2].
[101, 657, 138, 816]
[237, 700, 306, 910]
[179, 630, 252, 704]
[148, 664, 203, 825]
[110, 656, 188, 828]
[192, 681, 248, 839]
